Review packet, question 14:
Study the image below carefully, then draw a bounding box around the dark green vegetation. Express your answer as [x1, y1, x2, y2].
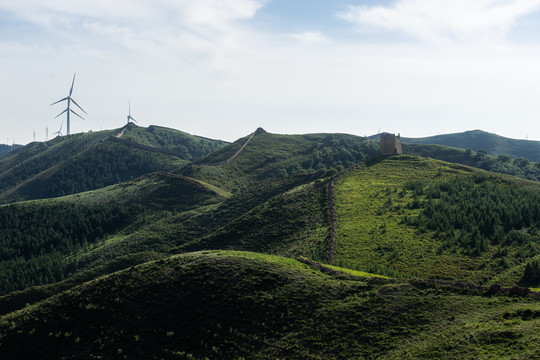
[0, 125, 226, 203]
[0, 144, 23, 155]
[402, 129, 540, 162]
[0, 252, 538, 360]
[0, 172, 224, 296]
[118, 124, 228, 160]
[183, 131, 379, 192]
[405, 143, 540, 182]
[1, 126, 540, 359]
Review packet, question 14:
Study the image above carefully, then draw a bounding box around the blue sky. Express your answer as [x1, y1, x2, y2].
[2, 0, 540, 144]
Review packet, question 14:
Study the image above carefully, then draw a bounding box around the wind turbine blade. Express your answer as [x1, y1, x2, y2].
[69, 74, 76, 96]
[70, 109, 85, 120]
[71, 98, 87, 114]
[50, 97, 68, 106]
[55, 109, 68, 119]
[129, 100, 131, 116]
[131, 117, 138, 123]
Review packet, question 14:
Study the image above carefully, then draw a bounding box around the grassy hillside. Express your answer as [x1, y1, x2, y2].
[0, 131, 116, 192]
[118, 124, 228, 160]
[0, 140, 187, 203]
[177, 175, 330, 261]
[402, 129, 540, 162]
[0, 251, 538, 360]
[0, 126, 227, 203]
[404, 143, 540, 182]
[182, 131, 379, 192]
[0, 172, 224, 296]
[333, 156, 540, 286]
[0, 170, 331, 311]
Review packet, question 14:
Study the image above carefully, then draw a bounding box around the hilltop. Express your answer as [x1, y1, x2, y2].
[181, 130, 379, 191]
[0, 124, 227, 203]
[400, 130, 540, 162]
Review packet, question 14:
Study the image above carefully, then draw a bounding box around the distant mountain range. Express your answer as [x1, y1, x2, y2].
[388, 130, 540, 162]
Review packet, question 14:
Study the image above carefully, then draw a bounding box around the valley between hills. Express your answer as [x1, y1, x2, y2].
[0, 124, 539, 359]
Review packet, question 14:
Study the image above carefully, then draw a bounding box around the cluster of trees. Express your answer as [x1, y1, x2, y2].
[407, 175, 540, 256]
[463, 150, 540, 182]
[303, 135, 380, 171]
[520, 260, 540, 287]
[258, 135, 380, 180]
[406, 144, 540, 182]
[0, 202, 134, 294]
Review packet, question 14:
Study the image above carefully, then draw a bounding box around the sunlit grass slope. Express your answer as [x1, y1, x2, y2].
[333, 156, 540, 286]
[0, 251, 538, 360]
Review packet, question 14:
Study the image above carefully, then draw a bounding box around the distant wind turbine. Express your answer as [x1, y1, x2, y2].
[127, 100, 138, 124]
[50, 74, 86, 136]
[53, 121, 64, 137]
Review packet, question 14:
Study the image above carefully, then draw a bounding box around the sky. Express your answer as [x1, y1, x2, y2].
[2, 0, 540, 144]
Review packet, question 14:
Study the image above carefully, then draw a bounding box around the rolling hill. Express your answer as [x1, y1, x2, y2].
[332, 156, 540, 286]
[0, 125, 227, 203]
[181, 129, 380, 192]
[0, 251, 538, 360]
[400, 130, 540, 162]
[1, 125, 540, 358]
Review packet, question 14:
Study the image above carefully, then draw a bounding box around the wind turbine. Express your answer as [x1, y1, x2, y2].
[50, 74, 86, 135]
[53, 121, 64, 137]
[127, 100, 138, 124]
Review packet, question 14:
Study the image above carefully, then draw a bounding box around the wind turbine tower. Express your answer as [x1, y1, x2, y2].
[50, 74, 87, 136]
[127, 100, 138, 125]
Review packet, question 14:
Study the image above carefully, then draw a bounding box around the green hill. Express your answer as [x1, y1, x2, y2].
[402, 130, 540, 162]
[2, 126, 540, 359]
[0, 172, 224, 296]
[118, 124, 228, 160]
[0, 251, 538, 360]
[0, 144, 23, 155]
[0, 171, 325, 311]
[333, 156, 540, 286]
[0, 126, 227, 203]
[182, 130, 379, 192]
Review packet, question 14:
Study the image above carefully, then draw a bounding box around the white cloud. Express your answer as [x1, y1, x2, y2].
[2, 0, 540, 144]
[338, 0, 540, 44]
[0, 0, 269, 72]
[0, 0, 267, 28]
[288, 31, 328, 46]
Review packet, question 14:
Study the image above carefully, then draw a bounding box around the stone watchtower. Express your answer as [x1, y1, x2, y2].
[380, 133, 402, 156]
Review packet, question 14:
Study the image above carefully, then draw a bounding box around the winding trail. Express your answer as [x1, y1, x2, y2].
[200, 131, 256, 166]
[116, 127, 126, 138]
